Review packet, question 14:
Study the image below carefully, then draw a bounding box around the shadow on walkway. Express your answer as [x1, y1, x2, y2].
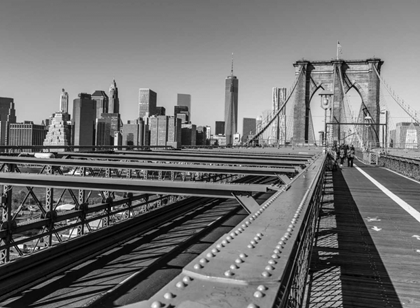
[306, 169, 402, 308]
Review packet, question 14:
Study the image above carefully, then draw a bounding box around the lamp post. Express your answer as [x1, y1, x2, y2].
[319, 90, 334, 152]
[364, 115, 372, 151]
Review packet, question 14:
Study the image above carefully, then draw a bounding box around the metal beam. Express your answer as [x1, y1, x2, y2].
[0, 173, 271, 198]
[56, 152, 308, 167]
[0, 157, 297, 175]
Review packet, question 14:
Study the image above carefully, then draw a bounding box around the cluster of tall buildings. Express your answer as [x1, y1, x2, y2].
[0, 59, 252, 149]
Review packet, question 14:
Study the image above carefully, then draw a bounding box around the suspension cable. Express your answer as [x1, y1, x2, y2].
[247, 66, 304, 144]
[373, 65, 420, 125]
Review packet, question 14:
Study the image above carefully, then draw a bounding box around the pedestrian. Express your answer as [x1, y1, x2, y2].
[339, 145, 346, 168]
[347, 145, 355, 167]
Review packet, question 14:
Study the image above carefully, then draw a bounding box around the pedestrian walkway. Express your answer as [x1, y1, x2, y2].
[306, 160, 420, 308]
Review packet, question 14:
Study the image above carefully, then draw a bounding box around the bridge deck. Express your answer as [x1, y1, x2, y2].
[308, 161, 420, 308]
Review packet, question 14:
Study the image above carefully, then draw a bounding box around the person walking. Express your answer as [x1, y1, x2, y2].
[339, 145, 346, 168]
[347, 145, 355, 167]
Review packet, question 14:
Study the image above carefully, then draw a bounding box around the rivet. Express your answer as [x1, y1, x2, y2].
[211, 248, 219, 254]
[151, 301, 163, 308]
[206, 252, 215, 258]
[230, 264, 239, 270]
[235, 230, 240, 235]
[222, 240, 228, 245]
[265, 265, 275, 271]
[254, 236, 260, 241]
[285, 232, 291, 237]
[225, 270, 234, 277]
[287, 228, 293, 232]
[254, 290, 264, 298]
[275, 245, 283, 250]
[278, 240, 285, 245]
[257, 285, 267, 291]
[288, 224, 294, 228]
[176, 281, 186, 288]
[239, 253, 247, 259]
[194, 263, 203, 270]
[242, 224, 247, 228]
[226, 236, 233, 241]
[230, 232, 235, 237]
[271, 254, 279, 259]
[199, 258, 208, 264]
[257, 233, 263, 237]
[217, 243, 224, 249]
[281, 236, 287, 241]
[291, 219, 296, 224]
[273, 249, 281, 254]
[250, 240, 257, 245]
[246, 221, 251, 225]
[261, 271, 271, 277]
[164, 292, 175, 299]
[268, 259, 277, 265]
[235, 258, 243, 264]
[247, 244, 254, 249]
[247, 304, 259, 308]
[182, 276, 192, 283]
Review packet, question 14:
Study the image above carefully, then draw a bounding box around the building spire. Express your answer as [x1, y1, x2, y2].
[231, 53, 234, 76]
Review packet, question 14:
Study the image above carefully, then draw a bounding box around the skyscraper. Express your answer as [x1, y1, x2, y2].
[92, 90, 109, 119]
[139, 88, 157, 118]
[0, 97, 17, 146]
[224, 55, 238, 145]
[72, 93, 96, 147]
[59, 89, 69, 113]
[177, 94, 191, 120]
[174, 105, 190, 123]
[215, 121, 225, 135]
[242, 118, 257, 143]
[109, 80, 119, 114]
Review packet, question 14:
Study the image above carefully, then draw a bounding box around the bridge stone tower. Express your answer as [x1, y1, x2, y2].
[292, 58, 383, 146]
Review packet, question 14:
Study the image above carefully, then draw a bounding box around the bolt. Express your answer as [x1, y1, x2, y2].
[194, 263, 203, 270]
[261, 271, 271, 277]
[164, 292, 175, 299]
[225, 270, 234, 277]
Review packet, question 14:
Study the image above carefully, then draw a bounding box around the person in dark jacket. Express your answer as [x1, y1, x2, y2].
[347, 145, 355, 167]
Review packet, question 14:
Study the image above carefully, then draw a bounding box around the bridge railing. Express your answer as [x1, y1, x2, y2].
[378, 154, 420, 181]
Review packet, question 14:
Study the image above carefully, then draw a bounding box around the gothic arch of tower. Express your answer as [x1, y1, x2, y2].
[292, 58, 383, 145]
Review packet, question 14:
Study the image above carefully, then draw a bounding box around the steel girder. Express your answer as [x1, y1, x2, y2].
[57, 152, 309, 167]
[0, 156, 297, 176]
[0, 173, 272, 198]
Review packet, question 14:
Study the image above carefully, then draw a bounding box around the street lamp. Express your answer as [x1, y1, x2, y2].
[364, 115, 372, 150]
[319, 89, 334, 151]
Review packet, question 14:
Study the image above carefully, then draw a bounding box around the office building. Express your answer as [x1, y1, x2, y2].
[109, 80, 119, 114]
[139, 88, 157, 118]
[174, 105, 190, 123]
[167, 116, 182, 148]
[43, 112, 72, 150]
[224, 56, 238, 145]
[149, 116, 169, 146]
[242, 118, 257, 142]
[196, 126, 207, 146]
[215, 121, 225, 135]
[156, 106, 166, 116]
[0, 97, 17, 146]
[181, 123, 196, 146]
[122, 119, 145, 147]
[72, 93, 96, 147]
[59, 89, 69, 113]
[177, 94, 191, 120]
[92, 91, 109, 119]
[205, 125, 211, 140]
[96, 113, 121, 146]
[9, 121, 47, 149]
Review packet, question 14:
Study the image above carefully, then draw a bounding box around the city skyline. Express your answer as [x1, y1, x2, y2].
[1, 0, 420, 136]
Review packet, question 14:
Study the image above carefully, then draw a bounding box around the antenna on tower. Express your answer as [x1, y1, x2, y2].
[231, 53, 234, 76]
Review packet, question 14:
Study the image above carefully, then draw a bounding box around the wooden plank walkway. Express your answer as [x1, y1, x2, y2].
[306, 161, 420, 308]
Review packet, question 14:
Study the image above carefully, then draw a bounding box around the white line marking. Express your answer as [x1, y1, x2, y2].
[355, 165, 420, 224]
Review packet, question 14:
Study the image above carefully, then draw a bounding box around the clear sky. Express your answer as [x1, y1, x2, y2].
[1, 0, 419, 136]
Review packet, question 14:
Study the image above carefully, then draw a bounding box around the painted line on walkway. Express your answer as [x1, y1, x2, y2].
[381, 167, 420, 185]
[354, 164, 420, 223]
